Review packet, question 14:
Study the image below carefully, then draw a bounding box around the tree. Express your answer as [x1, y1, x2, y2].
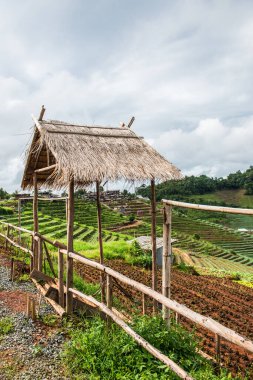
[244, 166, 253, 195]
[0, 188, 10, 199]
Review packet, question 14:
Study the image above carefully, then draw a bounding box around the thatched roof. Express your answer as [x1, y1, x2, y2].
[21, 116, 182, 189]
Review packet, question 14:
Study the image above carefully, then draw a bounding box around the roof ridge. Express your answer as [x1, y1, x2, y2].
[42, 120, 126, 130]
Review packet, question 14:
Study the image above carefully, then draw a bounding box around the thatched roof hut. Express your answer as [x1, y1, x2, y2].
[21, 109, 182, 313]
[22, 116, 182, 189]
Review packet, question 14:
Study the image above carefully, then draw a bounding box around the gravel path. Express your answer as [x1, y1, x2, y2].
[0, 254, 70, 380]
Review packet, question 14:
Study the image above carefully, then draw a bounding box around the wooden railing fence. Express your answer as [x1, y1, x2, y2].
[161, 199, 253, 367]
[0, 200, 253, 380]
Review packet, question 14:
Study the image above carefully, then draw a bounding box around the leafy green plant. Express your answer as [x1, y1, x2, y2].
[18, 273, 30, 282]
[62, 315, 239, 380]
[31, 344, 43, 357]
[0, 317, 14, 336]
[41, 314, 59, 327]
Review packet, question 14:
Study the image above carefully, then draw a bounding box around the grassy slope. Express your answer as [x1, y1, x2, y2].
[188, 189, 253, 230]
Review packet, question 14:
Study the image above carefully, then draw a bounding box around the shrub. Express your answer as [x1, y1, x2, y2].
[128, 214, 136, 223]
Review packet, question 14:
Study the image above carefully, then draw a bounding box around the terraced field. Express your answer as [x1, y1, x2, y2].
[4, 209, 130, 243]
[37, 199, 128, 230]
[1, 196, 252, 274]
[109, 199, 253, 269]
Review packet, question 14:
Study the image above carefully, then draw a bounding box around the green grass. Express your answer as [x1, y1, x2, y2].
[0, 317, 13, 336]
[62, 315, 243, 380]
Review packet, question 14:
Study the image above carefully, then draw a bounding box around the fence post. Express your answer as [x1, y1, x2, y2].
[18, 199, 21, 245]
[30, 235, 34, 272]
[162, 204, 172, 327]
[106, 274, 113, 310]
[215, 334, 221, 369]
[38, 237, 43, 272]
[151, 179, 157, 313]
[33, 173, 39, 268]
[58, 248, 64, 307]
[5, 224, 10, 252]
[142, 293, 148, 315]
[66, 178, 74, 314]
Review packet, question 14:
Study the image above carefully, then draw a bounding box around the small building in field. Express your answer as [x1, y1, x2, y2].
[133, 236, 177, 267]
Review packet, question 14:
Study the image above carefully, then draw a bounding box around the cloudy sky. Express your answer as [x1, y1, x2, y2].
[0, 0, 252, 192]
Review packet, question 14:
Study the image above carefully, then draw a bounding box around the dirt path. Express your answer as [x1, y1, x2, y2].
[0, 253, 69, 380]
[110, 220, 143, 231]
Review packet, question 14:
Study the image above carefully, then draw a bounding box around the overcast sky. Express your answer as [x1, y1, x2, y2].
[0, 0, 252, 192]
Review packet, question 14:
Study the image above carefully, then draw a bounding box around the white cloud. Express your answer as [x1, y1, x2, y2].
[0, 1, 253, 191]
[153, 118, 253, 177]
[0, 157, 23, 191]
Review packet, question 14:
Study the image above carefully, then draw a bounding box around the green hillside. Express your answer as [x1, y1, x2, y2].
[1, 190, 252, 276]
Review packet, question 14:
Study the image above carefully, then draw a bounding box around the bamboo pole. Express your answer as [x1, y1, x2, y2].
[18, 199, 21, 245]
[106, 274, 113, 309]
[0, 233, 33, 256]
[65, 198, 68, 222]
[33, 173, 39, 269]
[37, 237, 43, 272]
[151, 179, 157, 312]
[96, 181, 106, 303]
[162, 204, 172, 326]
[142, 293, 148, 315]
[215, 334, 221, 368]
[162, 199, 253, 216]
[5, 224, 10, 251]
[66, 178, 74, 314]
[34, 164, 56, 173]
[58, 248, 64, 307]
[43, 241, 57, 278]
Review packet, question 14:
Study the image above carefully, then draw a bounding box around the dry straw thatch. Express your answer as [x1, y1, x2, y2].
[22, 118, 182, 189]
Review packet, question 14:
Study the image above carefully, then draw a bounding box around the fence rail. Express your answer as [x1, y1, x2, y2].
[162, 199, 253, 215]
[0, 210, 253, 379]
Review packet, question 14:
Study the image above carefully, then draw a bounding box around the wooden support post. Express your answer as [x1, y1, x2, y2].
[215, 334, 221, 368]
[151, 179, 157, 312]
[96, 181, 106, 303]
[162, 204, 172, 327]
[66, 178, 74, 314]
[142, 293, 148, 315]
[30, 236, 34, 272]
[26, 295, 36, 320]
[58, 248, 64, 307]
[65, 198, 68, 222]
[38, 105, 46, 121]
[33, 173, 39, 269]
[10, 258, 14, 282]
[5, 224, 10, 252]
[44, 242, 57, 278]
[37, 237, 43, 272]
[106, 274, 113, 310]
[18, 199, 21, 244]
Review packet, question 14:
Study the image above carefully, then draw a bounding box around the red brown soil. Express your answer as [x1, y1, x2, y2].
[75, 259, 253, 377]
[0, 290, 37, 313]
[111, 220, 143, 232]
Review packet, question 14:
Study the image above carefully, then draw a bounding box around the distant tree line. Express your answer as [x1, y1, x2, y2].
[0, 188, 10, 200]
[137, 166, 253, 201]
